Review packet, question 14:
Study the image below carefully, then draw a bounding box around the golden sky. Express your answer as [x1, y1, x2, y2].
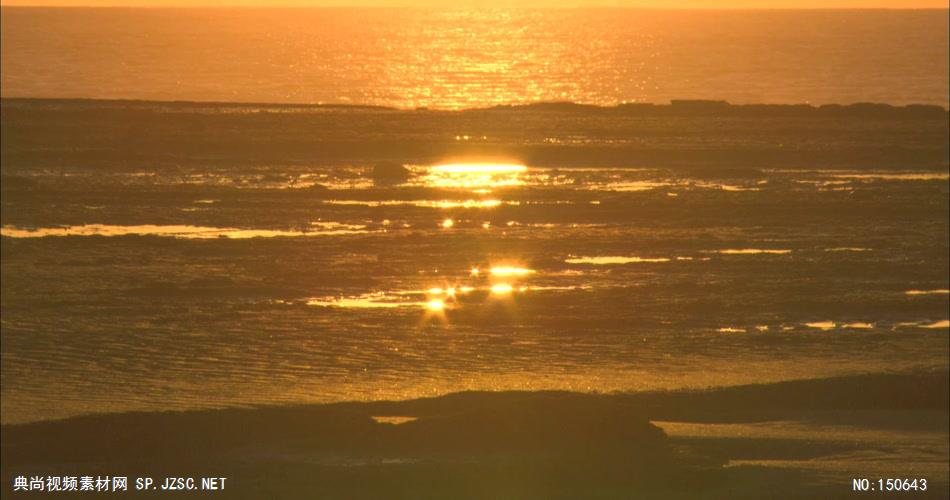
[0, 0, 947, 6]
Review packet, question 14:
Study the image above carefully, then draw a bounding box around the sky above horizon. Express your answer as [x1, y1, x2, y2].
[1, 0, 947, 7]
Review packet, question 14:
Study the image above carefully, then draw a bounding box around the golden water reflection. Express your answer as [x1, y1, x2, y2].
[306, 293, 423, 309]
[431, 164, 527, 174]
[489, 266, 535, 276]
[0, 223, 370, 239]
[421, 163, 527, 190]
[710, 249, 793, 255]
[323, 199, 507, 209]
[301, 288, 935, 337]
[371, 416, 418, 425]
[566, 256, 671, 264]
[426, 299, 446, 311]
[308, 259, 538, 311]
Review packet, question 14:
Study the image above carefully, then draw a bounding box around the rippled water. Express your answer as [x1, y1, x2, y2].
[2, 8, 948, 108]
[1, 164, 948, 424]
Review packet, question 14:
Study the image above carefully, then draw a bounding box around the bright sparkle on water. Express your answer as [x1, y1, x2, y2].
[0, 223, 370, 239]
[422, 163, 527, 190]
[566, 256, 671, 264]
[489, 267, 535, 276]
[431, 163, 527, 174]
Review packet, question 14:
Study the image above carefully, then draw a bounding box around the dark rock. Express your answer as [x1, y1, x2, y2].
[371, 162, 411, 185]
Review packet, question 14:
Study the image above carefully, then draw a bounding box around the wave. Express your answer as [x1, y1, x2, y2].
[2, 98, 947, 170]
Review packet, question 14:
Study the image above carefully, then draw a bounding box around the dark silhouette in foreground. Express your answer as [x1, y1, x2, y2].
[3, 370, 947, 499]
[370, 162, 412, 186]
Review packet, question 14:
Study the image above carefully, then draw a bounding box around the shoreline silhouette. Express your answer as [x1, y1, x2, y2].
[2, 370, 947, 499]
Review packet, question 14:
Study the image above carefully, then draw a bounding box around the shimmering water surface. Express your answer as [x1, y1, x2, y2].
[1, 8, 948, 108]
[1, 164, 947, 424]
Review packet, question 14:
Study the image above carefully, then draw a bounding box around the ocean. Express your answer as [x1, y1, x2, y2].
[1, 99, 948, 424]
[1, 8, 948, 108]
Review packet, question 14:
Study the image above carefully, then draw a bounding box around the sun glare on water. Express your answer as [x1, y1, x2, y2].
[431, 163, 527, 174]
[490, 267, 535, 276]
[423, 162, 528, 190]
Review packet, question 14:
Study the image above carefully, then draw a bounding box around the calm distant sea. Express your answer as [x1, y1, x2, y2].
[1, 8, 948, 108]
